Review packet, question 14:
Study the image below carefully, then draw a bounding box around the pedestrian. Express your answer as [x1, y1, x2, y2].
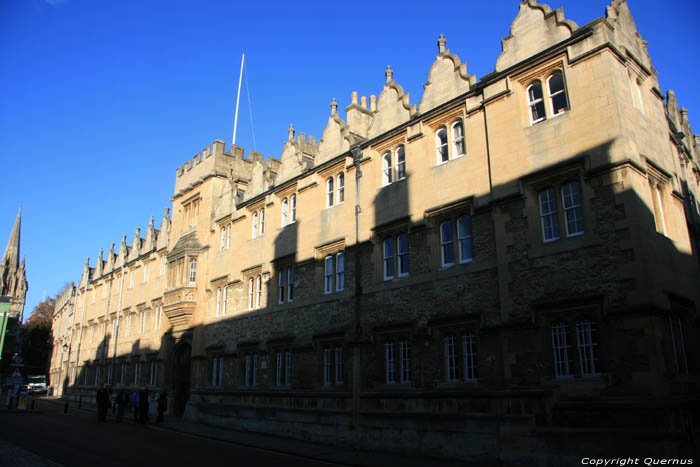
[138, 387, 149, 426]
[130, 390, 139, 422]
[116, 389, 127, 422]
[156, 391, 167, 423]
[96, 386, 108, 422]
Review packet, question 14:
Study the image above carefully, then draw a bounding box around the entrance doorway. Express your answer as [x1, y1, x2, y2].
[172, 342, 191, 416]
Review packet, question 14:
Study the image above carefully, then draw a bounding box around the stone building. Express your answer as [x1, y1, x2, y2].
[50, 1, 700, 463]
[1, 208, 28, 369]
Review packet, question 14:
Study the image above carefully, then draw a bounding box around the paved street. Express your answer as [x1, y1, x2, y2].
[0, 399, 470, 467]
[0, 399, 345, 467]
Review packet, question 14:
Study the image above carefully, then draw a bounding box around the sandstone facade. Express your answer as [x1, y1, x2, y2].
[50, 1, 700, 463]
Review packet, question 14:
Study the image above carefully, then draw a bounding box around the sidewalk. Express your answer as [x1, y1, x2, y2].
[40, 398, 481, 467]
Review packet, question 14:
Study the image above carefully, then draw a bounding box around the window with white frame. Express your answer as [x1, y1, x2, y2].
[385, 338, 411, 384]
[138, 310, 146, 334]
[551, 320, 599, 378]
[124, 313, 132, 337]
[244, 353, 258, 386]
[220, 227, 226, 251]
[259, 208, 265, 236]
[444, 332, 477, 383]
[451, 120, 465, 157]
[281, 197, 289, 226]
[440, 220, 455, 266]
[212, 356, 224, 386]
[324, 253, 344, 293]
[290, 194, 297, 222]
[255, 275, 262, 308]
[538, 180, 584, 243]
[395, 145, 406, 181]
[382, 151, 392, 186]
[326, 177, 334, 207]
[276, 351, 292, 386]
[248, 278, 254, 310]
[527, 81, 546, 124]
[154, 305, 162, 330]
[216, 287, 221, 316]
[189, 258, 197, 284]
[149, 361, 158, 386]
[336, 173, 344, 204]
[252, 211, 258, 238]
[226, 224, 231, 249]
[143, 262, 150, 283]
[547, 71, 569, 116]
[222, 286, 227, 316]
[129, 270, 135, 288]
[278, 266, 295, 304]
[436, 127, 448, 164]
[322, 345, 344, 386]
[456, 216, 473, 263]
[383, 234, 408, 280]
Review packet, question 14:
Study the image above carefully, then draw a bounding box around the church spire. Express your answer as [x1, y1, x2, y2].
[3, 207, 21, 268]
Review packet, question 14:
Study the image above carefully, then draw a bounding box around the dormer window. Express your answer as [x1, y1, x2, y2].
[547, 71, 569, 116]
[436, 127, 448, 164]
[527, 81, 546, 124]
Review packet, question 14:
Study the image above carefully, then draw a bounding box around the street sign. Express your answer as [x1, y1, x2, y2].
[10, 368, 21, 378]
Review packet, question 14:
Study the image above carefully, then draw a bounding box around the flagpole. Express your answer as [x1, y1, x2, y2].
[232, 53, 245, 146]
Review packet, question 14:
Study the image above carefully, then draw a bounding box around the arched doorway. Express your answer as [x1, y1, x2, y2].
[172, 342, 191, 416]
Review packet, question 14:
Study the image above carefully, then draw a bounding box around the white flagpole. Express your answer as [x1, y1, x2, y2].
[232, 53, 245, 146]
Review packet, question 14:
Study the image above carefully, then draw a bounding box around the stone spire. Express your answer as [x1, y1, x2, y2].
[3, 207, 21, 268]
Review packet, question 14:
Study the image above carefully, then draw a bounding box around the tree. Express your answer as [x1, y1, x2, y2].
[21, 297, 55, 375]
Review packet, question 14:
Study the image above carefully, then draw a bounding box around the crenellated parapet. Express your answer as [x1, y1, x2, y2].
[173, 140, 231, 198]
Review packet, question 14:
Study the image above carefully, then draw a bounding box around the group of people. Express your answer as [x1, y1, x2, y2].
[95, 386, 167, 425]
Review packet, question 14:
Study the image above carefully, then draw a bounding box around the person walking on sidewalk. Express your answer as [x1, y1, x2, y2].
[115, 389, 127, 422]
[130, 390, 139, 422]
[156, 391, 167, 423]
[138, 387, 149, 426]
[96, 386, 109, 422]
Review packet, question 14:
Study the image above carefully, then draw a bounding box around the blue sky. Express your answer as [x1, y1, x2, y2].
[1, 0, 699, 320]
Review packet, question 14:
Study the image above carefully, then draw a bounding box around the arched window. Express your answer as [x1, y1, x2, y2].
[451, 120, 465, 157]
[252, 211, 258, 238]
[281, 198, 288, 226]
[290, 194, 297, 222]
[547, 71, 569, 116]
[527, 81, 546, 124]
[561, 181, 583, 237]
[326, 177, 334, 207]
[436, 127, 448, 164]
[395, 145, 406, 181]
[337, 173, 344, 204]
[255, 275, 262, 309]
[539, 188, 560, 242]
[259, 208, 265, 235]
[382, 151, 392, 185]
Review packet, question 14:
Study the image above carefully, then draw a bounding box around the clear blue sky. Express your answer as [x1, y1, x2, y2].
[1, 0, 699, 320]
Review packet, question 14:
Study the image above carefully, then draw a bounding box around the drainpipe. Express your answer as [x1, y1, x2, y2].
[351, 146, 363, 444]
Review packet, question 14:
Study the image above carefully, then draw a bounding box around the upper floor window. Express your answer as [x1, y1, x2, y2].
[220, 227, 226, 251]
[385, 338, 411, 384]
[649, 179, 668, 236]
[395, 145, 406, 181]
[252, 211, 258, 238]
[290, 194, 297, 222]
[436, 127, 448, 164]
[188, 258, 197, 284]
[222, 286, 227, 316]
[382, 151, 392, 186]
[281, 198, 289, 226]
[183, 197, 200, 226]
[451, 120, 465, 158]
[259, 208, 265, 236]
[336, 173, 344, 204]
[244, 353, 258, 386]
[278, 266, 295, 304]
[212, 356, 223, 386]
[547, 71, 569, 116]
[226, 224, 231, 249]
[216, 287, 221, 317]
[527, 81, 546, 124]
[440, 215, 472, 267]
[326, 177, 334, 207]
[255, 275, 262, 308]
[276, 351, 292, 387]
[538, 181, 583, 243]
[629, 74, 645, 114]
[383, 234, 409, 280]
[324, 253, 344, 293]
[248, 278, 254, 310]
[323, 345, 344, 386]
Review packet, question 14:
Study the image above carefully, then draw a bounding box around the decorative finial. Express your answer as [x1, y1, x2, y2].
[370, 95, 376, 112]
[438, 34, 446, 53]
[149, 216, 154, 227]
[385, 65, 393, 83]
[351, 91, 358, 105]
[164, 207, 170, 217]
[331, 98, 338, 115]
[288, 123, 295, 141]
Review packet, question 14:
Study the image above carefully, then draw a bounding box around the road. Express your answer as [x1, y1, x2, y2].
[0, 399, 345, 467]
